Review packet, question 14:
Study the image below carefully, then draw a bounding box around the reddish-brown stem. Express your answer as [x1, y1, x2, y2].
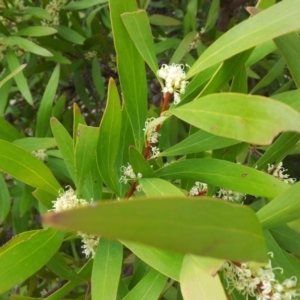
[143, 142, 151, 159]
[126, 92, 172, 198]
[126, 181, 137, 198]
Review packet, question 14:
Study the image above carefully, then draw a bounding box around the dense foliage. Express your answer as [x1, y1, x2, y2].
[1, 0, 300, 299]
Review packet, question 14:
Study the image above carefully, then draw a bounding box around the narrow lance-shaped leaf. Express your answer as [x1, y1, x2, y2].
[122, 11, 159, 80]
[170, 93, 300, 145]
[257, 181, 300, 229]
[187, 0, 300, 78]
[156, 158, 289, 199]
[0, 117, 24, 142]
[255, 132, 300, 170]
[122, 241, 184, 281]
[0, 229, 64, 295]
[110, 0, 147, 151]
[97, 78, 122, 195]
[36, 64, 60, 137]
[0, 139, 61, 195]
[139, 178, 185, 196]
[158, 129, 239, 157]
[1, 36, 53, 57]
[51, 117, 75, 182]
[274, 32, 300, 89]
[43, 196, 267, 262]
[91, 239, 123, 300]
[16, 26, 57, 37]
[122, 268, 167, 300]
[0, 64, 26, 88]
[75, 124, 99, 195]
[6, 49, 33, 105]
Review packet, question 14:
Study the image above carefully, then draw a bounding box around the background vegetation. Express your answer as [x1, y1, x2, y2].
[1, 0, 300, 299]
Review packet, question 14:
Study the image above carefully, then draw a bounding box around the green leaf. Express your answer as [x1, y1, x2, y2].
[24, 7, 50, 19]
[180, 255, 227, 300]
[129, 147, 157, 178]
[33, 188, 56, 210]
[12, 137, 57, 152]
[170, 31, 197, 64]
[6, 50, 33, 105]
[51, 118, 75, 182]
[274, 32, 300, 89]
[16, 26, 57, 37]
[0, 228, 63, 294]
[255, 132, 300, 170]
[43, 196, 267, 262]
[36, 64, 60, 137]
[46, 253, 84, 282]
[97, 78, 121, 195]
[122, 241, 183, 281]
[198, 50, 252, 97]
[122, 10, 158, 78]
[62, 0, 108, 10]
[122, 269, 167, 300]
[139, 178, 185, 196]
[187, 0, 300, 78]
[110, 0, 147, 151]
[264, 230, 300, 280]
[250, 58, 285, 94]
[245, 40, 277, 67]
[92, 57, 105, 98]
[75, 124, 99, 194]
[156, 158, 288, 198]
[0, 116, 24, 142]
[2, 37, 53, 57]
[170, 93, 300, 145]
[149, 14, 182, 26]
[270, 225, 300, 256]
[53, 25, 85, 45]
[0, 139, 61, 195]
[159, 130, 239, 157]
[91, 239, 123, 300]
[0, 172, 10, 223]
[41, 260, 93, 300]
[257, 182, 300, 229]
[0, 64, 26, 89]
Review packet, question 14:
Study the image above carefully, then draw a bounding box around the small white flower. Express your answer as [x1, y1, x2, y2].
[221, 254, 299, 299]
[31, 149, 48, 161]
[268, 162, 296, 184]
[157, 63, 189, 105]
[119, 163, 143, 184]
[150, 146, 160, 156]
[216, 188, 245, 203]
[189, 181, 207, 196]
[51, 187, 99, 258]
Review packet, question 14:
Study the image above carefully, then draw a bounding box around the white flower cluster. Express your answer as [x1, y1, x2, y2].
[222, 257, 299, 300]
[42, 0, 67, 26]
[78, 232, 100, 258]
[157, 64, 189, 105]
[216, 188, 245, 203]
[268, 162, 296, 184]
[52, 187, 99, 258]
[189, 181, 207, 196]
[119, 163, 142, 185]
[144, 117, 161, 144]
[31, 149, 48, 162]
[143, 117, 161, 157]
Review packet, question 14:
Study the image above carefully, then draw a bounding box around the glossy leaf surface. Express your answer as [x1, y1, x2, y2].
[171, 93, 300, 145]
[43, 197, 267, 262]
